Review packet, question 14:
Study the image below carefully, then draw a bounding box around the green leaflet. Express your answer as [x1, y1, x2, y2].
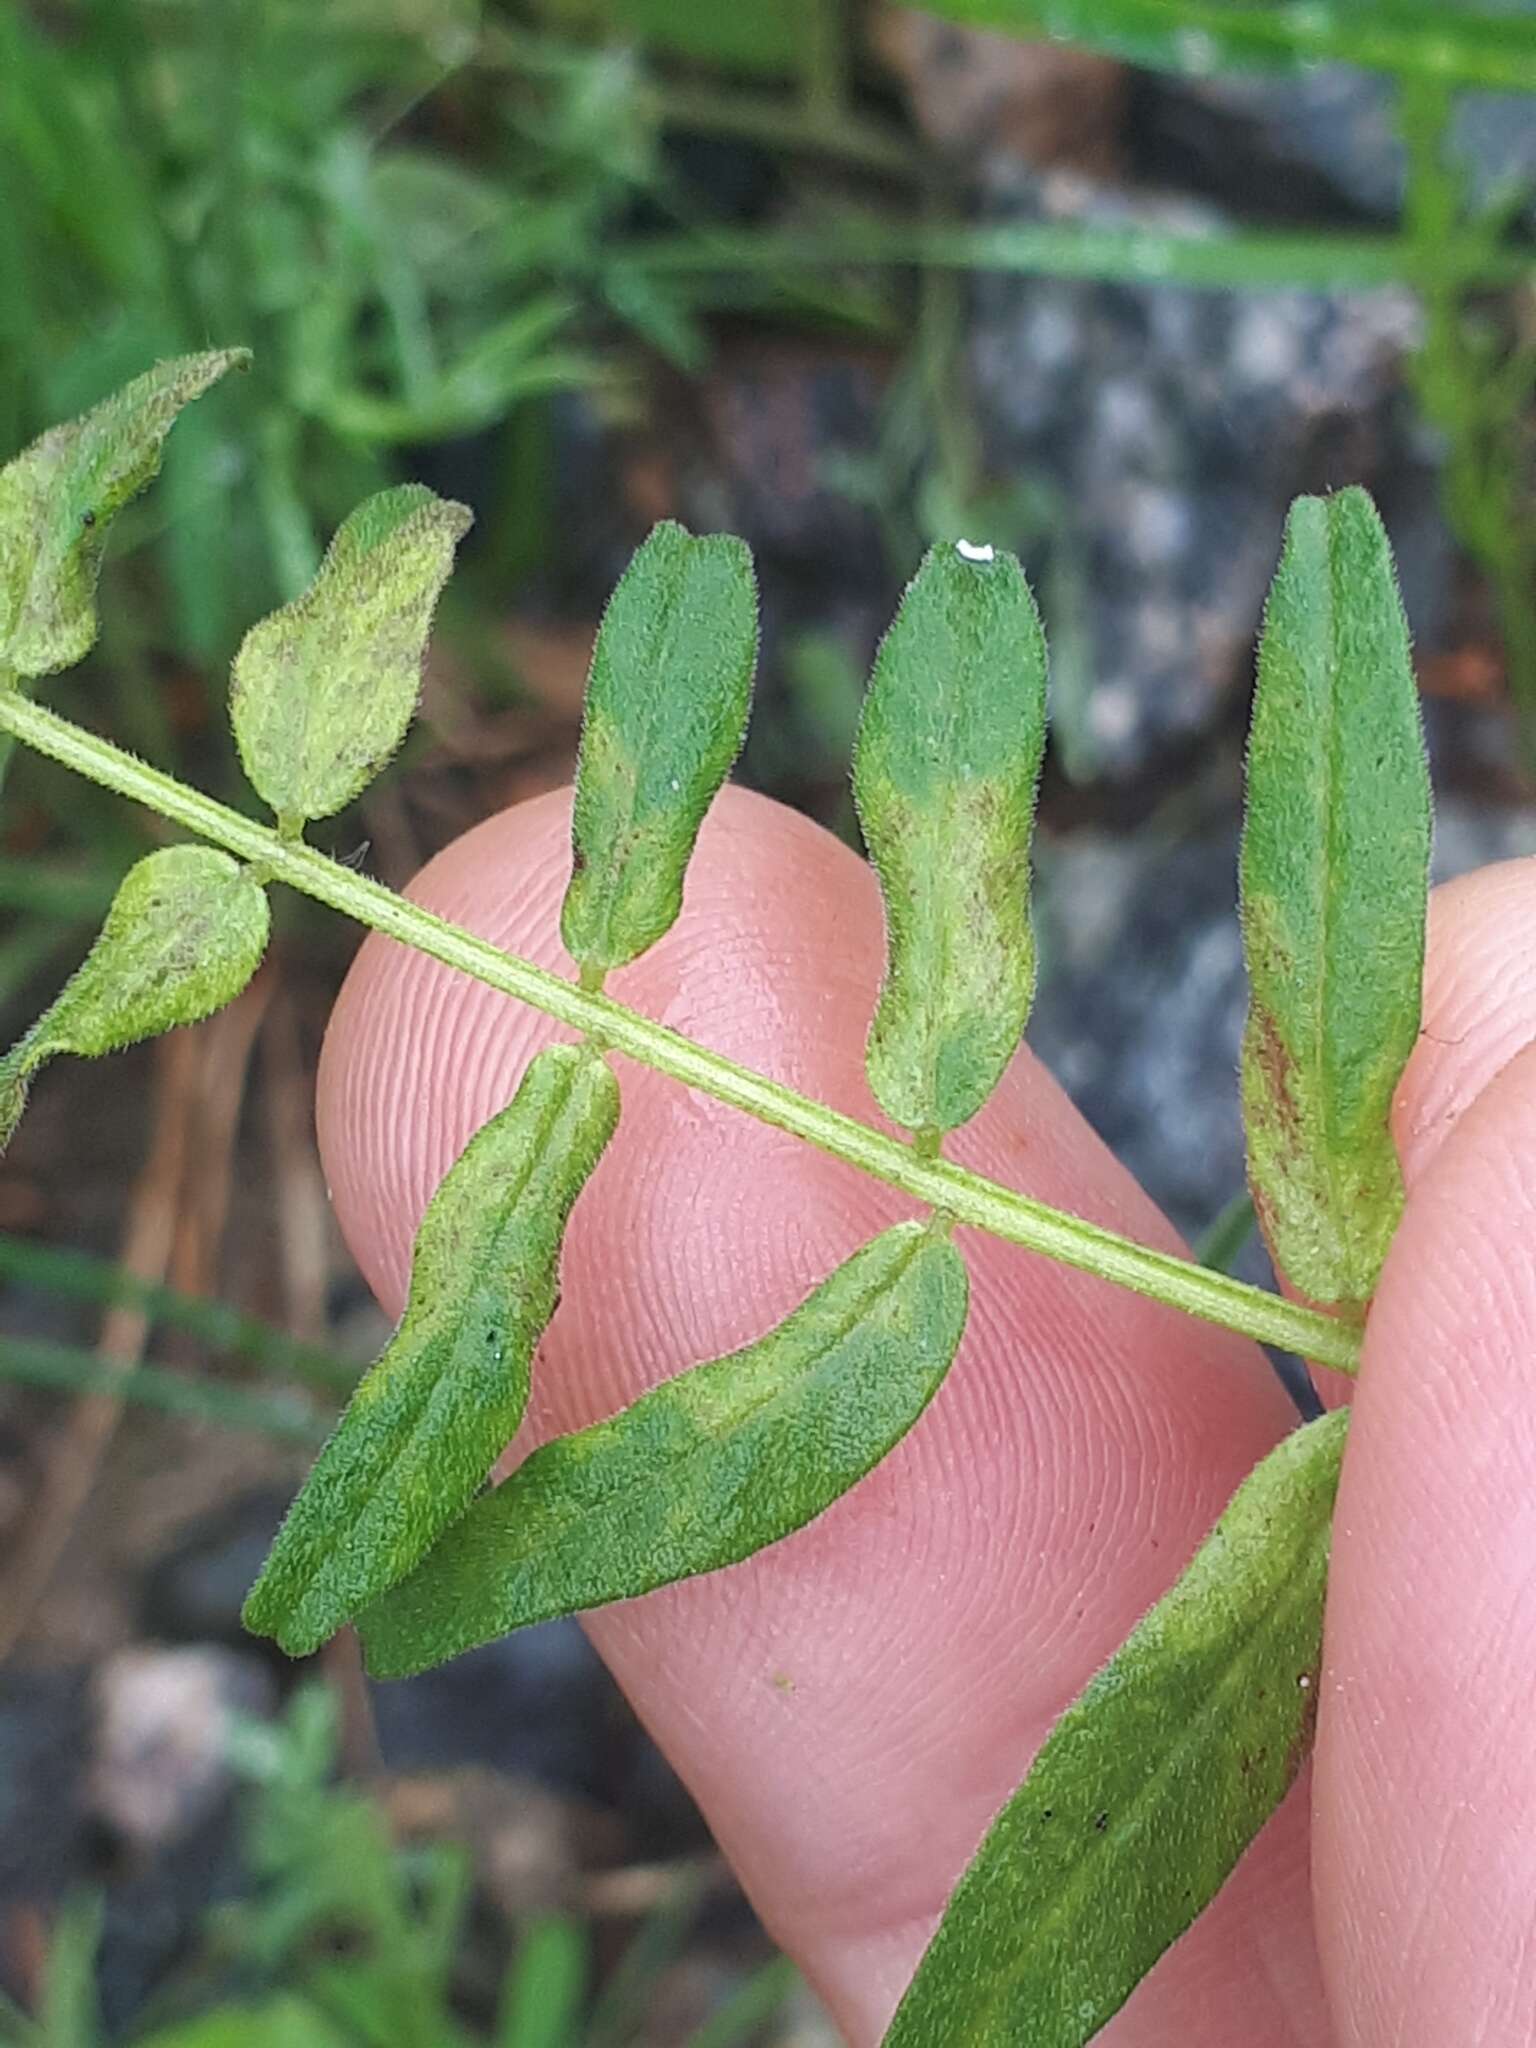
[0, 846, 269, 1150]
[0, 350, 248, 679]
[357, 1223, 969, 1678]
[853, 541, 1048, 1136]
[561, 521, 758, 976]
[243, 1043, 619, 1658]
[1240, 488, 1432, 1311]
[229, 485, 472, 828]
[885, 1408, 1350, 2048]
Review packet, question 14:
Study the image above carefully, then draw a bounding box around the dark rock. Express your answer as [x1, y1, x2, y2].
[89, 1645, 275, 1855]
[1423, 693, 1536, 807]
[145, 1492, 703, 1843]
[673, 335, 891, 591]
[969, 164, 1447, 780]
[1031, 814, 1249, 1241]
[1030, 785, 1536, 1244]
[1137, 59, 1536, 226]
[371, 1623, 710, 1851]
[368, 1621, 609, 1789]
[0, 1669, 91, 1908]
[95, 1803, 246, 2037]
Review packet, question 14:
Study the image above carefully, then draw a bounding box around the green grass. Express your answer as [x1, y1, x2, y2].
[0, 1685, 799, 2048]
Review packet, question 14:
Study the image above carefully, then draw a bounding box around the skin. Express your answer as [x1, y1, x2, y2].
[317, 786, 1536, 2046]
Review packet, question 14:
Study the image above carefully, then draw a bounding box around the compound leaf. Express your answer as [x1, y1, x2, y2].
[561, 521, 758, 976]
[885, 1408, 1350, 2048]
[853, 541, 1048, 1137]
[0, 846, 269, 1149]
[243, 1043, 619, 1657]
[1241, 488, 1431, 1311]
[0, 350, 249, 679]
[358, 1222, 969, 1677]
[230, 484, 472, 828]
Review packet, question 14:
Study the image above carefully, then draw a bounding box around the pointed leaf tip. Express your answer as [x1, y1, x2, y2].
[1240, 485, 1431, 1310]
[230, 483, 473, 827]
[0, 350, 250, 678]
[0, 846, 269, 1148]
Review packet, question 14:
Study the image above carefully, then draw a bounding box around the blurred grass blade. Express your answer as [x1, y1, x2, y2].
[39, 1892, 104, 2048]
[0, 1232, 354, 1392]
[1240, 489, 1431, 1311]
[0, 917, 77, 1017]
[138, 1995, 354, 2048]
[0, 856, 118, 919]
[1196, 1190, 1256, 1276]
[243, 1044, 620, 1658]
[915, 0, 1536, 92]
[685, 1957, 800, 2047]
[0, 350, 248, 679]
[562, 521, 758, 977]
[853, 541, 1047, 1137]
[885, 1409, 1350, 2048]
[585, 1867, 708, 2048]
[359, 1223, 968, 1677]
[495, 1915, 589, 2048]
[0, 847, 270, 1151]
[0, 1336, 328, 1444]
[230, 484, 472, 829]
[0, 7, 165, 301]
[638, 218, 1536, 295]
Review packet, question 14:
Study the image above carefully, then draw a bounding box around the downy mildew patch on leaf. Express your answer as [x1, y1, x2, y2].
[1240, 487, 1431, 1310]
[853, 540, 1048, 1136]
[230, 484, 471, 828]
[0, 349, 248, 679]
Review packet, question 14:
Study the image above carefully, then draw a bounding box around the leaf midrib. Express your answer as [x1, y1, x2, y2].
[495, 1230, 926, 1545]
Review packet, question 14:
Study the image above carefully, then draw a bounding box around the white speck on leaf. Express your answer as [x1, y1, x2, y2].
[955, 539, 995, 564]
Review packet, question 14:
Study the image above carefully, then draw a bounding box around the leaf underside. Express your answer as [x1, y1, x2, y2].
[0, 349, 248, 678]
[243, 1042, 619, 1657]
[561, 519, 759, 975]
[853, 541, 1048, 1136]
[1240, 487, 1431, 1311]
[230, 483, 472, 826]
[358, 1222, 970, 1677]
[0, 845, 270, 1151]
[885, 1409, 1350, 2048]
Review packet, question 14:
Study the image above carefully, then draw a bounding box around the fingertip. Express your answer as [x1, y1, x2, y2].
[317, 782, 1309, 2040]
[1394, 855, 1536, 1186]
[1315, 1037, 1536, 2042]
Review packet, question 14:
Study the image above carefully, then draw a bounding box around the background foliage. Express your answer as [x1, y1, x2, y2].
[1, 0, 1533, 2040]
